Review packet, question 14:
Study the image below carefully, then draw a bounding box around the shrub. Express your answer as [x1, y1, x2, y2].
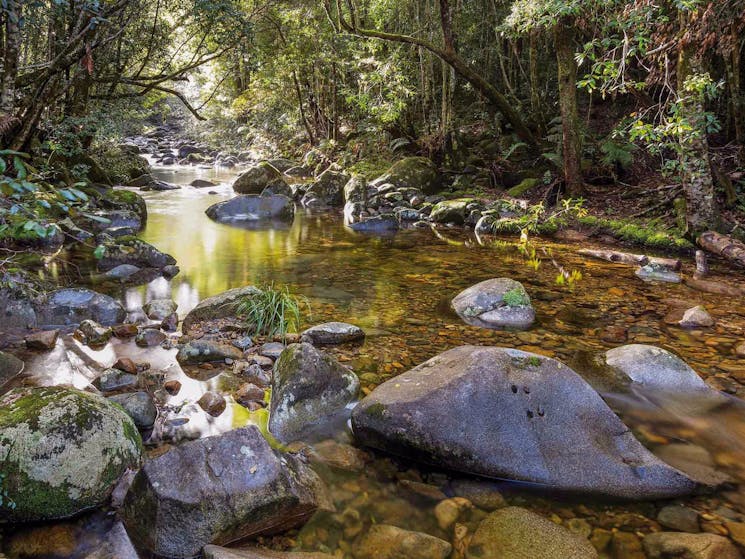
[235, 284, 308, 338]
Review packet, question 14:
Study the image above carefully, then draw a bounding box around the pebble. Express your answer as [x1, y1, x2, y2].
[25, 329, 59, 351]
[657, 504, 700, 533]
[197, 391, 226, 417]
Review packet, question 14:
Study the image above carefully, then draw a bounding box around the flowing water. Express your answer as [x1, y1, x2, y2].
[6, 162, 745, 558]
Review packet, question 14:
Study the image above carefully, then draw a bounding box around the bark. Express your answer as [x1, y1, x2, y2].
[1, 0, 22, 116]
[684, 277, 745, 298]
[694, 250, 709, 279]
[578, 249, 681, 270]
[698, 231, 745, 268]
[554, 19, 583, 196]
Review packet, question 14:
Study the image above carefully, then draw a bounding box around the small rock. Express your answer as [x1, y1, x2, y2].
[161, 313, 179, 332]
[76, 319, 113, 348]
[136, 329, 167, 347]
[735, 343, 745, 358]
[643, 532, 741, 559]
[398, 480, 447, 502]
[25, 329, 59, 351]
[451, 278, 535, 330]
[636, 264, 681, 283]
[566, 518, 593, 539]
[450, 479, 506, 511]
[197, 392, 227, 417]
[657, 504, 700, 533]
[233, 336, 254, 350]
[679, 306, 715, 328]
[114, 357, 138, 375]
[434, 497, 473, 530]
[164, 380, 182, 395]
[108, 392, 157, 429]
[162, 265, 180, 279]
[248, 355, 274, 370]
[354, 524, 452, 559]
[260, 342, 285, 359]
[113, 324, 139, 338]
[612, 532, 645, 559]
[98, 368, 139, 392]
[302, 322, 365, 345]
[235, 383, 265, 406]
[143, 299, 178, 320]
[601, 326, 628, 344]
[177, 340, 242, 365]
[311, 440, 369, 472]
[725, 522, 745, 547]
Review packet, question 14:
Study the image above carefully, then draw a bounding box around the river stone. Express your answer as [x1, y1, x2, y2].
[135, 329, 167, 347]
[301, 170, 349, 207]
[76, 319, 113, 347]
[657, 504, 700, 533]
[177, 340, 242, 365]
[348, 216, 399, 233]
[204, 546, 334, 559]
[191, 179, 216, 188]
[344, 176, 368, 204]
[636, 264, 681, 283]
[269, 343, 360, 442]
[108, 392, 157, 429]
[429, 198, 477, 224]
[353, 524, 452, 559]
[99, 368, 139, 392]
[102, 264, 142, 281]
[352, 346, 696, 499]
[97, 238, 176, 272]
[0, 386, 142, 522]
[142, 298, 178, 320]
[301, 322, 365, 345]
[603, 344, 709, 392]
[198, 391, 227, 417]
[374, 157, 440, 194]
[643, 532, 741, 559]
[466, 507, 598, 559]
[679, 305, 715, 328]
[206, 194, 295, 223]
[121, 426, 327, 558]
[452, 278, 535, 330]
[25, 329, 59, 351]
[182, 285, 262, 334]
[38, 288, 126, 326]
[233, 162, 288, 194]
[0, 351, 24, 385]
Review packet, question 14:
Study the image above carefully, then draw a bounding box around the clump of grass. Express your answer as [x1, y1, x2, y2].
[502, 286, 530, 307]
[235, 283, 308, 339]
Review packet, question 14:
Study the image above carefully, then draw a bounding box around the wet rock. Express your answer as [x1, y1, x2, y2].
[206, 194, 295, 224]
[109, 391, 157, 429]
[679, 305, 715, 328]
[348, 216, 399, 233]
[466, 507, 598, 559]
[113, 323, 139, 338]
[233, 161, 288, 195]
[204, 546, 335, 559]
[122, 426, 328, 558]
[643, 532, 740, 559]
[98, 368, 139, 392]
[25, 329, 59, 351]
[612, 532, 645, 559]
[233, 335, 254, 350]
[142, 298, 178, 320]
[164, 380, 182, 395]
[182, 285, 262, 334]
[344, 176, 368, 204]
[249, 354, 275, 370]
[310, 440, 369, 472]
[434, 497, 473, 530]
[39, 288, 126, 326]
[76, 319, 113, 348]
[269, 343, 360, 442]
[177, 339, 242, 365]
[302, 322, 365, 345]
[373, 157, 440, 195]
[301, 169, 349, 207]
[198, 391, 227, 417]
[0, 351, 24, 385]
[97, 238, 176, 272]
[235, 383, 266, 406]
[450, 479, 506, 511]
[162, 264, 180, 279]
[452, 278, 535, 330]
[135, 329, 167, 347]
[657, 505, 700, 533]
[603, 344, 709, 392]
[260, 342, 285, 359]
[114, 357, 138, 375]
[0, 386, 141, 522]
[636, 264, 681, 283]
[240, 363, 272, 387]
[191, 179, 217, 188]
[353, 524, 451, 559]
[161, 312, 179, 332]
[101, 263, 142, 281]
[429, 198, 477, 225]
[352, 346, 696, 499]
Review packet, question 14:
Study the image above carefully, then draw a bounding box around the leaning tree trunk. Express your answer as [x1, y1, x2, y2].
[554, 19, 583, 196]
[677, 41, 717, 235]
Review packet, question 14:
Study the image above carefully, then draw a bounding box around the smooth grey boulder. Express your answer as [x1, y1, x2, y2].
[142, 298, 178, 320]
[206, 194, 294, 223]
[643, 532, 741, 559]
[122, 426, 328, 558]
[604, 344, 709, 392]
[0, 386, 142, 522]
[38, 288, 126, 326]
[302, 322, 365, 345]
[466, 507, 598, 559]
[109, 391, 157, 429]
[204, 546, 334, 559]
[269, 343, 360, 442]
[182, 285, 262, 334]
[232, 162, 288, 194]
[352, 346, 696, 499]
[452, 278, 535, 330]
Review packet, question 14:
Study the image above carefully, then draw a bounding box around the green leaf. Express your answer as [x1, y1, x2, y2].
[13, 156, 27, 179]
[93, 245, 106, 259]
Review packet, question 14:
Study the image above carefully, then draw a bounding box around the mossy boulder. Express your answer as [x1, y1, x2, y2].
[0, 386, 142, 523]
[233, 162, 288, 195]
[301, 170, 350, 207]
[97, 238, 176, 272]
[374, 157, 441, 194]
[429, 198, 478, 225]
[182, 285, 263, 334]
[100, 189, 148, 225]
[507, 178, 540, 198]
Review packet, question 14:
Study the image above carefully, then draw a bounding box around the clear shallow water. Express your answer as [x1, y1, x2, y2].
[7, 163, 745, 558]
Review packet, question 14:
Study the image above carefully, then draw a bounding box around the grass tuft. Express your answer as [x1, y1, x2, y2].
[234, 283, 308, 339]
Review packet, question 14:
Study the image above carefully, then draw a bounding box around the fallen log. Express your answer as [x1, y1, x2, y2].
[684, 277, 745, 298]
[578, 249, 681, 271]
[698, 231, 745, 268]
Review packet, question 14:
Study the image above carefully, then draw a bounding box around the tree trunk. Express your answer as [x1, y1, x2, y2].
[698, 231, 745, 268]
[1, 0, 22, 117]
[554, 19, 583, 196]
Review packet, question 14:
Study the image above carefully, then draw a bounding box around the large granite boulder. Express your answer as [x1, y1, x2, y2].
[466, 507, 598, 559]
[352, 346, 696, 499]
[122, 426, 328, 558]
[233, 162, 288, 195]
[373, 157, 440, 194]
[36, 288, 126, 326]
[0, 386, 142, 522]
[269, 343, 360, 442]
[182, 285, 262, 334]
[452, 278, 535, 330]
[206, 195, 294, 224]
[301, 170, 350, 208]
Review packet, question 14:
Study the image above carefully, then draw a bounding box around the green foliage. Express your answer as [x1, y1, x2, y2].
[578, 215, 693, 251]
[234, 284, 308, 339]
[600, 136, 635, 170]
[503, 286, 530, 307]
